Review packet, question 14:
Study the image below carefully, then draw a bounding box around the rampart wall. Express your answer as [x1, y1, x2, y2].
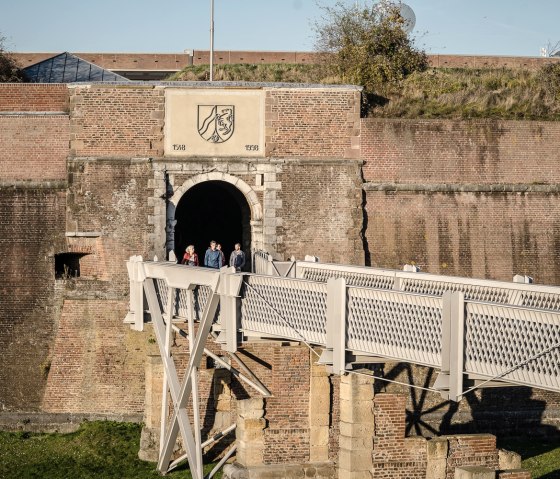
[13, 51, 560, 74]
[361, 118, 560, 284]
[0, 84, 69, 410]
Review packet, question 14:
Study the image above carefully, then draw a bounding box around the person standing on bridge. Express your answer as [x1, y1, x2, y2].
[216, 243, 226, 267]
[181, 245, 199, 266]
[204, 240, 221, 269]
[229, 243, 246, 272]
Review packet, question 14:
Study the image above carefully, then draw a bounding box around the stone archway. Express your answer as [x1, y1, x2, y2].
[170, 173, 262, 269]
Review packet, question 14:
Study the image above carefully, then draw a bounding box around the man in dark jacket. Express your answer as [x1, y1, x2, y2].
[229, 243, 246, 272]
[204, 240, 221, 269]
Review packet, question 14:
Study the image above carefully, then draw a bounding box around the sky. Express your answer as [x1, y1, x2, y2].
[2, 0, 559, 58]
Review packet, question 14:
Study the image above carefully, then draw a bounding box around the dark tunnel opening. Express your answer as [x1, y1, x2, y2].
[174, 181, 251, 269]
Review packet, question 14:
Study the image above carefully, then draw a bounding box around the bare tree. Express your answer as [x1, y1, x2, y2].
[544, 40, 560, 57]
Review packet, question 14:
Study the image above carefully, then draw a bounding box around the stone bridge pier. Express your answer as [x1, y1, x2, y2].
[141, 341, 529, 479]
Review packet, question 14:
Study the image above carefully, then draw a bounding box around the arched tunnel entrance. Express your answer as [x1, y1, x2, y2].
[174, 181, 252, 269]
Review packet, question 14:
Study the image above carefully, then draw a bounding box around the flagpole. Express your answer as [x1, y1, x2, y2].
[210, 0, 214, 82]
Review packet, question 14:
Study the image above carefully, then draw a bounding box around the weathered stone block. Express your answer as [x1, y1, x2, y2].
[339, 421, 375, 438]
[310, 426, 329, 446]
[338, 434, 373, 451]
[454, 466, 495, 479]
[498, 449, 522, 470]
[309, 413, 330, 427]
[309, 445, 329, 463]
[338, 448, 372, 472]
[237, 441, 264, 468]
[237, 398, 264, 418]
[339, 399, 374, 424]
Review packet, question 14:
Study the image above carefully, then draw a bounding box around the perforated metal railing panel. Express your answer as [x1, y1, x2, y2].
[401, 279, 512, 303]
[520, 291, 560, 312]
[298, 264, 560, 314]
[240, 275, 328, 345]
[346, 288, 443, 367]
[300, 266, 395, 290]
[465, 302, 560, 392]
[154, 278, 212, 321]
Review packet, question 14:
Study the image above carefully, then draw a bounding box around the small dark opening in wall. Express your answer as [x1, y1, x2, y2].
[54, 253, 87, 279]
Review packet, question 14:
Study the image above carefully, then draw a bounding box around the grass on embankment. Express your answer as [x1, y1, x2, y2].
[0, 421, 221, 479]
[0, 420, 559, 479]
[500, 438, 560, 479]
[168, 63, 560, 121]
[167, 62, 335, 84]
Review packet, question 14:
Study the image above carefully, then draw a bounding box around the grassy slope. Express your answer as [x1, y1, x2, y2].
[500, 439, 560, 479]
[0, 421, 558, 478]
[169, 63, 560, 121]
[0, 421, 221, 479]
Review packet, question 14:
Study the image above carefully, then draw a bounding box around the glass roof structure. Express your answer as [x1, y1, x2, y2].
[22, 52, 129, 83]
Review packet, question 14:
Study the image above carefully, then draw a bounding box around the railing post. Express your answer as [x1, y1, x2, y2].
[125, 256, 146, 331]
[442, 291, 465, 402]
[219, 267, 243, 353]
[326, 277, 347, 375]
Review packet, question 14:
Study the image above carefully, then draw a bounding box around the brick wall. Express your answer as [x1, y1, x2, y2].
[445, 435, 499, 479]
[13, 51, 560, 73]
[192, 50, 318, 65]
[364, 190, 560, 283]
[69, 84, 361, 160]
[372, 394, 514, 479]
[66, 159, 154, 291]
[265, 88, 361, 159]
[261, 345, 311, 464]
[143, 338, 314, 464]
[69, 85, 164, 158]
[361, 119, 560, 185]
[0, 188, 66, 410]
[0, 84, 68, 112]
[373, 363, 560, 439]
[428, 53, 560, 70]
[277, 160, 364, 264]
[373, 394, 427, 478]
[0, 115, 69, 181]
[42, 299, 149, 415]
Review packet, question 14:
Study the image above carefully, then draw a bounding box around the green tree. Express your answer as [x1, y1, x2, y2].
[0, 34, 22, 82]
[313, 1, 427, 95]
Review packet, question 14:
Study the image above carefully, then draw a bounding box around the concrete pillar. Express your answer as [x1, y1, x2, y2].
[236, 397, 266, 468]
[338, 373, 375, 479]
[309, 352, 330, 462]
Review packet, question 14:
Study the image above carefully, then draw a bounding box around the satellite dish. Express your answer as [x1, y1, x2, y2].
[373, 1, 416, 33]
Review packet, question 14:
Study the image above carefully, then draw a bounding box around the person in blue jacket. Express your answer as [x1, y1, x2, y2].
[204, 240, 222, 269]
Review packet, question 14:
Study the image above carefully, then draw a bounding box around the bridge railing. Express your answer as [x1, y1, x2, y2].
[283, 256, 560, 312]
[127, 256, 560, 402]
[463, 300, 560, 394]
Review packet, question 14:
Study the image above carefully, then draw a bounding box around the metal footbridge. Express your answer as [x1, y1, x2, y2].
[125, 252, 560, 477]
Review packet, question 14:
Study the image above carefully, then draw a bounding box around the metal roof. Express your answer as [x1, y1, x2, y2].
[22, 52, 129, 83]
